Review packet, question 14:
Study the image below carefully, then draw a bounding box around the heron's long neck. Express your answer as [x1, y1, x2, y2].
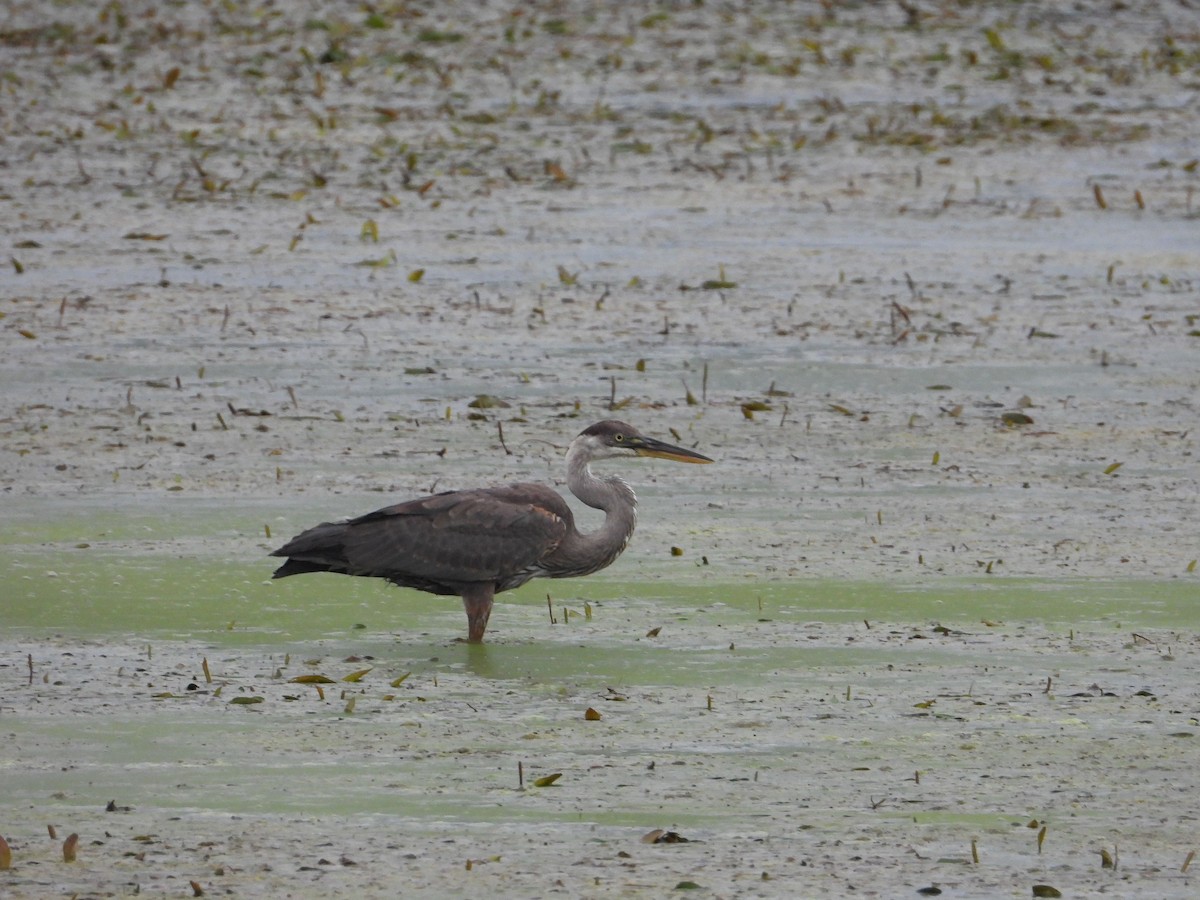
[561, 443, 638, 575]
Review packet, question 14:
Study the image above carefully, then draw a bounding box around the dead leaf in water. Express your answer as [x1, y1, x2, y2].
[532, 773, 561, 787]
[0, 833, 11, 870]
[355, 252, 396, 268]
[468, 394, 510, 409]
[642, 829, 690, 844]
[1001, 412, 1034, 427]
[584, 707, 602, 721]
[229, 696, 264, 705]
[343, 668, 372, 683]
[62, 833, 79, 862]
[741, 401, 770, 420]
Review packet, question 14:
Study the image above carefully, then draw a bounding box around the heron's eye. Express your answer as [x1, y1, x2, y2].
[613, 434, 624, 442]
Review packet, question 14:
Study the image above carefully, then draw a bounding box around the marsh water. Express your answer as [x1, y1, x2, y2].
[3, 1, 1200, 897]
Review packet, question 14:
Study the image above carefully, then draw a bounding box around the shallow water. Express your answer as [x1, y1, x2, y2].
[4, 1, 1200, 896]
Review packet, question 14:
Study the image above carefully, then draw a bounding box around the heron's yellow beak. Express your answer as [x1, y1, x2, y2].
[631, 437, 713, 464]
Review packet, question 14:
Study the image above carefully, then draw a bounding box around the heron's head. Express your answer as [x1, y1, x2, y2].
[574, 420, 713, 464]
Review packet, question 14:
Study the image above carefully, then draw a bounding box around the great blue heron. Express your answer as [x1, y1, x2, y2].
[270, 420, 713, 642]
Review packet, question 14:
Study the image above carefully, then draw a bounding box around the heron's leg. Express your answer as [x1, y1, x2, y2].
[461, 583, 495, 643]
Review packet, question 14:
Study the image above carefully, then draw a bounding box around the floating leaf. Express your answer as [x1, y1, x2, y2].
[1031, 887, 1061, 899]
[584, 707, 602, 721]
[0, 833, 11, 870]
[407, 268, 425, 283]
[1103, 461, 1123, 475]
[1187, 560, 1197, 573]
[123, 231, 168, 241]
[18, 329, 36, 339]
[645, 626, 662, 638]
[932, 451, 940, 465]
[290, 674, 335, 684]
[229, 696, 264, 705]
[670, 546, 684, 557]
[343, 667, 372, 683]
[361, 219, 379, 242]
[532, 773, 562, 787]
[62, 833, 79, 862]
[828, 403, 855, 417]
[674, 882, 702, 890]
[468, 394, 510, 409]
[163, 66, 181, 89]
[355, 251, 396, 268]
[699, 279, 736, 290]
[390, 672, 412, 687]
[1001, 412, 1034, 427]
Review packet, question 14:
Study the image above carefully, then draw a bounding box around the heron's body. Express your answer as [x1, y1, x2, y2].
[270, 420, 711, 642]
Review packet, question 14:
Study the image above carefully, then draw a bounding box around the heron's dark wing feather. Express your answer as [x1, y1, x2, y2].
[275, 484, 572, 590]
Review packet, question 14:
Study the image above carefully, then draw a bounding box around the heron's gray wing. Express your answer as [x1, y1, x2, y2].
[339, 483, 572, 587]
